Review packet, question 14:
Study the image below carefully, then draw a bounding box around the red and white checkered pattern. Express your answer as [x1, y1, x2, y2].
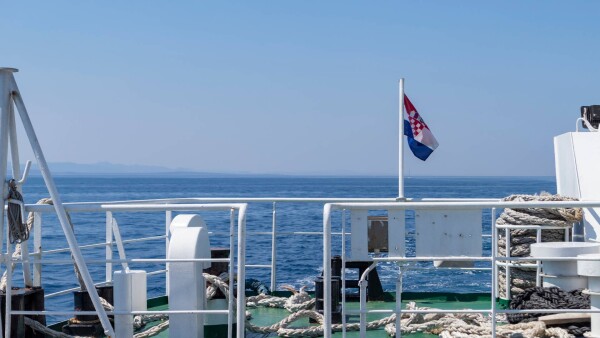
[407, 109, 428, 137]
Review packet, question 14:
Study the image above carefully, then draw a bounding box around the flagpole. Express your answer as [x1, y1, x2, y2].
[398, 78, 405, 199]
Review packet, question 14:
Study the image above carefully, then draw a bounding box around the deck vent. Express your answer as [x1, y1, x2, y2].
[581, 105, 600, 129]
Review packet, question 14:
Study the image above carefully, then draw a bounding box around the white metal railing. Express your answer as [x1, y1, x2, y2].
[6, 197, 410, 338]
[3, 201, 248, 338]
[322, 200, 600, 338]
[5, 196, 589, 337]
[24, 197, 466, 294]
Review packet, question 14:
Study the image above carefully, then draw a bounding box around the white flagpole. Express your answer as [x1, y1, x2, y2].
[398, 78, 405, 199]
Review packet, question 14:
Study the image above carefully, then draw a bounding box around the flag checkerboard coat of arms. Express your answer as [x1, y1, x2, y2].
[403, 95, 439, 161]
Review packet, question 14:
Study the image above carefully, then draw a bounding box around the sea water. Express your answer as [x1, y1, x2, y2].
[16, 175, 554, 321]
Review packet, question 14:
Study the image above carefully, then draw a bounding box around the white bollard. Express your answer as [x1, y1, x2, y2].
[168, 226, 211, 338]
[114, 270, 148, 338]
[531, 242, 600, 290]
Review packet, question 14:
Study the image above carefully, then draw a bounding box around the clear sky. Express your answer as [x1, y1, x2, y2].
[2, 1, 599, 176]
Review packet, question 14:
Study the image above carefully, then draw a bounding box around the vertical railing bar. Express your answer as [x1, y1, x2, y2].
[33, 212, 42, 287]
[536, 228, 542, 287]
[359, 278, 367, 338]
[165, 210, 172, 292]
[228, 209, 235, 338]
[5, 216, 13, 337]
[105, 211, 113, 283]
[395, 267, 402, 338]
[505, 227, 511, 300]
[323, 204, 332, 338]
[341, 209, 347, 337]
[270, 202, 277, 292]
[491, 208, 497, 338]
[236, 205, 247, 337]
[491, 208, 497, 298]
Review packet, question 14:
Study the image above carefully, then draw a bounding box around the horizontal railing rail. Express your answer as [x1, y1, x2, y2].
[7, 197, 599, 337]
[322, 199, 600, 338]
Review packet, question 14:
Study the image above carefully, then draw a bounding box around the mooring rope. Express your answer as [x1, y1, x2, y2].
[496, 193, 582, 227]
[507, 286, 590, 336]
[6, 179, 30, 244]
[496, 193, 583, 299]
[22, 272, 578, 338]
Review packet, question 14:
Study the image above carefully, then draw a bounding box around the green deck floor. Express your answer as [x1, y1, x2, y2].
[140, 293, 492, 337]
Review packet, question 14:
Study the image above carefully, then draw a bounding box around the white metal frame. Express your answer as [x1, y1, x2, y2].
[11, 202, 248, 338]
[0, 68, 115, 336]
[322, 200, 600, 338]
[9, 197, 497, 336]
[6, 194, 594, 338]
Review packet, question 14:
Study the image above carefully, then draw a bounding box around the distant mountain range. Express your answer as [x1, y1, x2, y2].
[13, 161, 271, 178]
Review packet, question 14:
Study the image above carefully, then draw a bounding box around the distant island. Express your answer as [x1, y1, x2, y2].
[12, 161, 265, 178]
[15, 161, 372, 178]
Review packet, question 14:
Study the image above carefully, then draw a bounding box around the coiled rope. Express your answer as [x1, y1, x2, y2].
[23, 273, 577, 338]
[496, 193, 583, 299]
[6, 179, 30, 244]
[508, 286, 590, 336]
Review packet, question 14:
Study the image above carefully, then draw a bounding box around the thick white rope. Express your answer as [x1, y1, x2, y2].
[496, 193, 583, 298]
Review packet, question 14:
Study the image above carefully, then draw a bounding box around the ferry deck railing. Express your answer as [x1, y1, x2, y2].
[5, 197, 594, 337]
[5, 202, 249, 338]
[323, 200, 600, 338]
[8, 196, 497, 337]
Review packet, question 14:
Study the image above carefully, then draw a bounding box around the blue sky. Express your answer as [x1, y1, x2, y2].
[2, 1, 599, 176]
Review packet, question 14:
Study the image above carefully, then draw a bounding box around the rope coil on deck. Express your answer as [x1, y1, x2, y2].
[22, 273, 580, 338]
[496, 193, 583, 299]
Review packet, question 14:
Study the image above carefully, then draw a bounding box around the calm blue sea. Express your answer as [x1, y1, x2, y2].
[14, 176, 555, 321]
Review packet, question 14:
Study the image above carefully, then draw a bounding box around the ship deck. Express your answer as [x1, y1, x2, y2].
[140, 292, 492, 337]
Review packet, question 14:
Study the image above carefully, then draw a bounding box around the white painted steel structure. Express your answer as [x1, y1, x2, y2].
[322, 200, 600, 338]
[4, 198, 576, 334]
[10, 201, 248, 338]
[0, 196, 597, 338]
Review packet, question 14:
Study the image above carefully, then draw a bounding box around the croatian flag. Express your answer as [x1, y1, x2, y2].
[403, 95, 438, 161]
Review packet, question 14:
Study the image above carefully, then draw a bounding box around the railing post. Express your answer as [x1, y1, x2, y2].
[505, 226, 511, 300]
[491, 208, 497, 338]
[323, 204, 332, 338]
[359, 279, 368, 338]
[165, 210, 172, 292]
[228, 209, 235, 338]
[395, 267, 403, 338]
[270, 202, 277, 292]
[5, 217, 13, 337]
[341, 209, 347, 336]
[236, 205, 247, 338]
[33, 212, 42, 287]
[106, 211, 113, 283]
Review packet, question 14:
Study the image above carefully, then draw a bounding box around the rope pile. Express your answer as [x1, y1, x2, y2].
[245, 286, 575, 337]
[496, 193, 583, 299]
[508, 287, 590, 336]
[22, 272, 581, 338]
